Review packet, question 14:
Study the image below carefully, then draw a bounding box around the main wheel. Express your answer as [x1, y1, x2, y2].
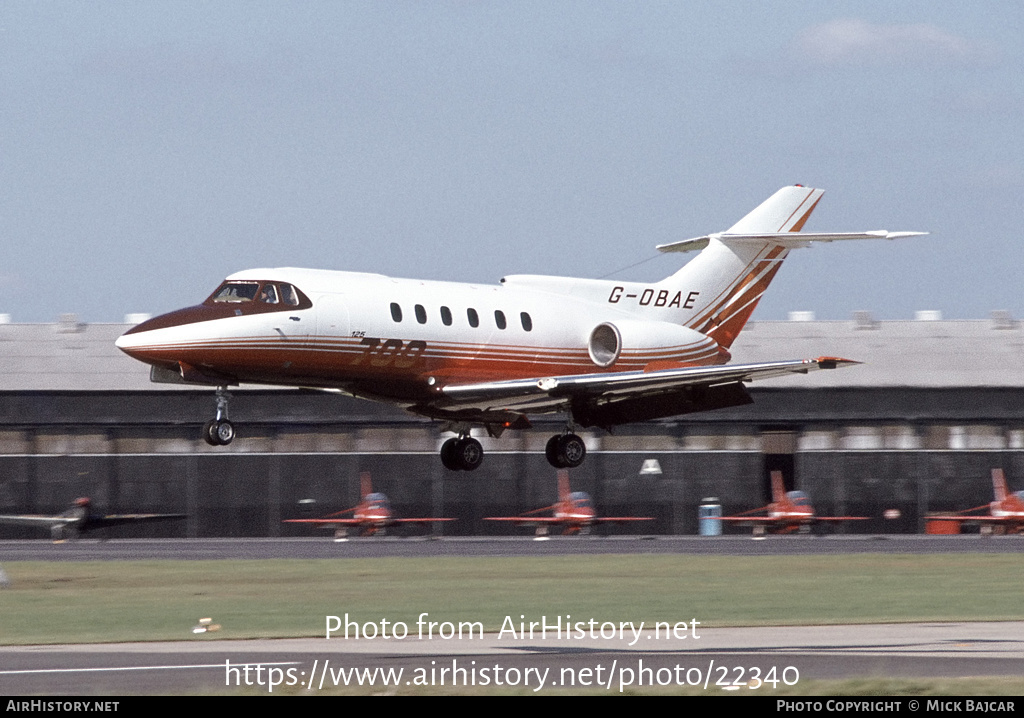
[556, 433, 586, 468]
[545, 435, 563, 468]
[454, 437, 484, 471]
[440, 437, 462, 471]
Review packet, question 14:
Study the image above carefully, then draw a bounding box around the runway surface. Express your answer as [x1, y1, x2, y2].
[1, 623, 1021, 694]
[2, 535, 1023, 562]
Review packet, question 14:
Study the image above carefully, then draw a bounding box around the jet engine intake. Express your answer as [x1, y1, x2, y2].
[587, 320, 719, 369]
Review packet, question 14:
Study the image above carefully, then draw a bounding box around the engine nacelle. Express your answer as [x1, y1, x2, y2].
[587, 319, 720, 368]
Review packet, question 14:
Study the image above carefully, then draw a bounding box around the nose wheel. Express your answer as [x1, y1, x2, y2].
[203, 387, 235, 446]
[440, 436, 484, 471]
[203, 418, 235, 446]
[545, 433, 586, 469]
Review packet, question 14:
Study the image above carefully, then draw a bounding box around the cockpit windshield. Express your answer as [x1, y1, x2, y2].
[787, 491, 812, 507]
[212, 282, 259, 303]
[364, 493, 391, 512]
[205, 280, 311, 312]
[569, 491, 594, 509]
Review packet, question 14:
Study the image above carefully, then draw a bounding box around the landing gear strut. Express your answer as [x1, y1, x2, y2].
[203, 386, 235, 446]
[440, 435, 484, 471]
[545, 432, 586, 469]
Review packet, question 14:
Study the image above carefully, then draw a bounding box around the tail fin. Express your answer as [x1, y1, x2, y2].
[769, 470, 787, 504]
[726, 186, 824, 234]
[360, 471, 373, 498]
[660, 186, 824, 349]
[557, 469, 570, 501]
[992, 468, 1009, 502]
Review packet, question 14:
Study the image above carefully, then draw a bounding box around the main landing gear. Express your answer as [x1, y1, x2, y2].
[438, 431, 587, 471]
[545, 432, 586, 469]
[203, 386, 235, 446]
[440, 435, 484, 472]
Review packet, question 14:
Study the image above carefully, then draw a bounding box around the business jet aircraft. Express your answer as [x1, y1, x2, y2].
[484, 469, 653, 536]
[284, 471, 453, 538]
[717, 471, 870, 535]
[115, 185, 923, 471]
[925, 469, 1024, 535]
[0, 497, 186, 541]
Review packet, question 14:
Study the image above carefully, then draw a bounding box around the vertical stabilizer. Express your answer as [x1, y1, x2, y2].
[992, 468, 1008, 503]
[360, 471, 373, 499]
[663, 186, 824, 349]
[557, 470, 570, 502]
[726, 186, 824, 234]
[769, 470, 787, 504]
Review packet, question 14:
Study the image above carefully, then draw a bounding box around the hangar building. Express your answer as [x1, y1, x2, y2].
[0, 311, 1021, 537]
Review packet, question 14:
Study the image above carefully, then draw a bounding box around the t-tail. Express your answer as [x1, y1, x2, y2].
[655, 185, 925, 349]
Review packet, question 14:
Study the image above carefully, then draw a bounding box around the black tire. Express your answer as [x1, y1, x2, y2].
[545, 435, 563, 468]
[203, 420, 220, 446]
[440, 438, 462, 471]
[557, 433, 586, 468]
[455, 437, 484, 471]
[214, 420, 235, 445]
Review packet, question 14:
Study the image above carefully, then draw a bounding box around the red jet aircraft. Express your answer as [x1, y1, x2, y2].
[718, 470, 869, 535]
[284, 472, 453, 538]
[484, 469, 654, 536]
[925, 469, 1024, 535]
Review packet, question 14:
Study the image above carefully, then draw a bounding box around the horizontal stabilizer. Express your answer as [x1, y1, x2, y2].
[657, 231, 927, 254]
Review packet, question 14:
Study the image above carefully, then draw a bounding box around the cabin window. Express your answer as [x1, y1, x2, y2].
[467, 308, 479, 328]
[415, 304, 427, 324]
[440, 306, 452, 326]
[390, 303, 403, 322]
[520, 312, 533, 331]
[495, 310, 507, 330]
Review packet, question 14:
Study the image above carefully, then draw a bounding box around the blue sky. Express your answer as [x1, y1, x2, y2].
[2, 2, 1020, 322]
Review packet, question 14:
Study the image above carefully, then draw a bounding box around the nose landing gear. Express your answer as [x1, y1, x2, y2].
[203, 387, 235, 446]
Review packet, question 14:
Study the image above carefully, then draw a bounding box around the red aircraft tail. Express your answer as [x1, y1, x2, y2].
[557, 470, 570, 502]
[992, 469, 1009, 503]
[769, 470, 787, 505]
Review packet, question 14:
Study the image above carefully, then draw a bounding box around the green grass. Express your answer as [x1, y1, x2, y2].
[1, 554, 1022, 644]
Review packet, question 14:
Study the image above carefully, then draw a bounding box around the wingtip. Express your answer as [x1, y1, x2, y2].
[815, 356, 861, 369]
[885, 231, 929, 239]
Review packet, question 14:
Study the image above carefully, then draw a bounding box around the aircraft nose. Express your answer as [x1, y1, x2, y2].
[114, 331, 141, 354]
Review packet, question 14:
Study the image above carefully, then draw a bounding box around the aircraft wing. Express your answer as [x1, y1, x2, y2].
[283, 518, 364, 526]
[87, 513, 187, 529]
[592, 517, 655, 523]
[925, 514, 1011, 524]
[435, 357, 857, 425]
[716, 517, 784, 523]
[716, 516, 867, 523]
[483, 517, 568, 524]
[0, 514, 75, 528]
[391, 518, 455, 524]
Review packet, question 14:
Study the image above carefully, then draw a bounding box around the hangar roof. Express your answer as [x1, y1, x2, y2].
[0, 314, 1019, 391]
